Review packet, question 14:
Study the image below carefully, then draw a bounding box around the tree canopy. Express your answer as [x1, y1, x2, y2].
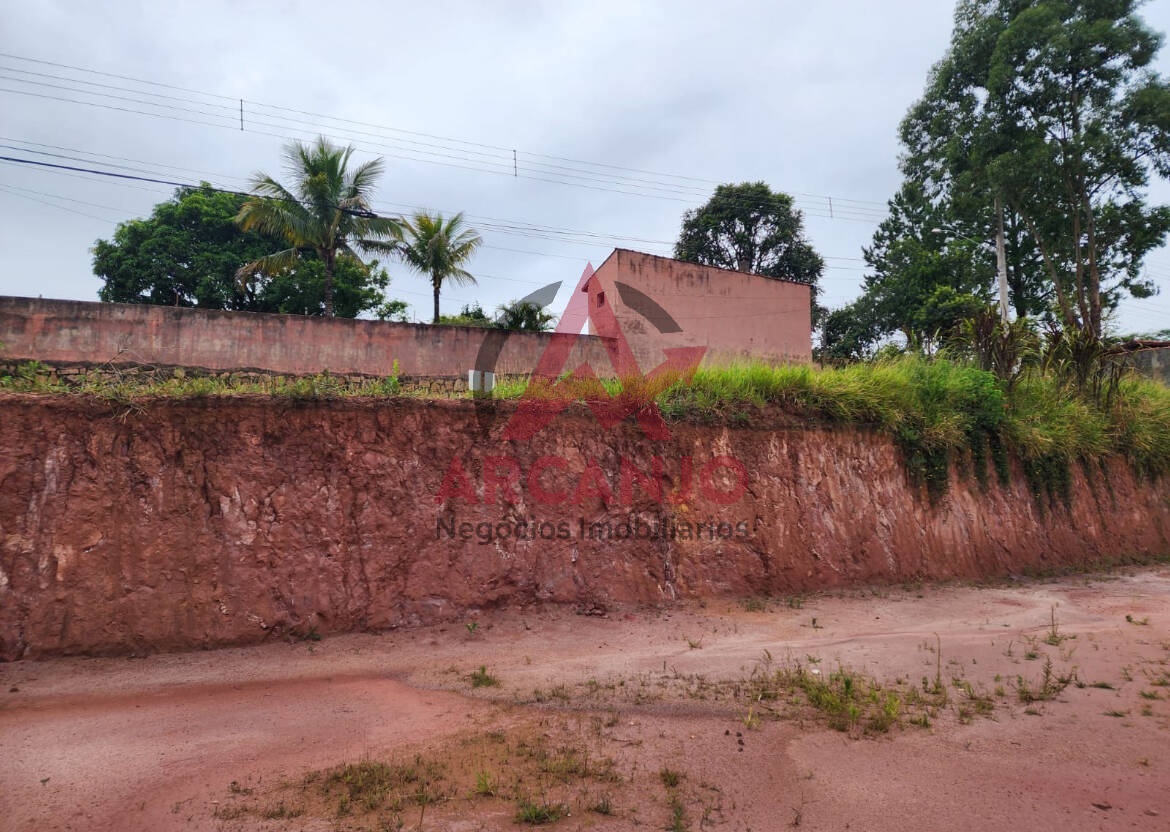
[823, 0, 1170, 358]
[819, 182, 993, 361]
[900, 0, 1170, 336]
[435, 300, 556, 331]
[674, 182, 825, 324]
[93, 184, 395, 318]
[494, 299, 556, 331]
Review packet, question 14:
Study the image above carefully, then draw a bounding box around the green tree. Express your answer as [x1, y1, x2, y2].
[495, 299, 557, 331]
[392, 212, 483, 324]
[438, 302, 492, 327]
[93, 184, 394, 317]
[865, 181, 992, 346]
[901, 0, 1170, 336]
[235, 137, 402, 317]
[375, 298, 410, 322]
[819, 182, 992, 361]
[95, 185, 279, 308]
[818, 296, 882, 364]
[258, 255, 391, 318]
[674, 181, 825, 324]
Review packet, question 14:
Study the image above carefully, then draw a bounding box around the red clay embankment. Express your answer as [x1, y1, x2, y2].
[1, 393, 1167, 659]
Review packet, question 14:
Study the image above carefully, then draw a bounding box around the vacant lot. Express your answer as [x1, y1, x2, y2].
[2, 566, 1169, 831]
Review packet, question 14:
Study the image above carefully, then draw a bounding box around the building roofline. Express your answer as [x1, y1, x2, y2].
[600, 248, 814, 288]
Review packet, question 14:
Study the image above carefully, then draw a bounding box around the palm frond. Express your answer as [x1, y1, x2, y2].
[236, 247, 301, 283]
[235, 194, 317, 246]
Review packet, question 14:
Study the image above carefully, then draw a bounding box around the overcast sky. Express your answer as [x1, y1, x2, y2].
[1, 0, 1168, 335]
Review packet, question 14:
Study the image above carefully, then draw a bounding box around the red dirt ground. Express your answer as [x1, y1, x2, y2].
[2, 566, 1169, 831]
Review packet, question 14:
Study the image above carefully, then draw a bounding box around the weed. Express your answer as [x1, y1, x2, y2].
[869, 693, 901, 732]
[1045, 605, 1069, 645]
[295, 626, 321, 642]
[1089, 681, 1115, 690]
[1104, 709, 1128, 718]
[1126, 614, 1150, 626]
[324, 756, 447, 815]
[212, 805, 249, 820]
[472, 769, 496, 797]
[465, 621, 479, 635]
[667, 792, 688, 832]
[1139, 690, 1163, 700]
[468, 666, 500, 688]
[589, 795, 614, 815]
[660, 768, 683, 789]
[515, 800, 568, 825]
[260, 802, 304, 819]
[741, 704, 761, 730]
[1016, 657, 1075, 702]
[686, 636, 703, 650]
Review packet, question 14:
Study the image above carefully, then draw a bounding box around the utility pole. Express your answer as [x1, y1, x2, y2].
[994, 196, 1010, 324]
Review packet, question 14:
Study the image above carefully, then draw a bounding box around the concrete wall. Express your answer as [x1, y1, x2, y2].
[0, 296, 613, 379]
[1, 394, 1166, 658]
[590, 249, 812, 369]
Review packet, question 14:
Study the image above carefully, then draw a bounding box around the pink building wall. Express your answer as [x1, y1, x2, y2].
[588, 249, 811, 371]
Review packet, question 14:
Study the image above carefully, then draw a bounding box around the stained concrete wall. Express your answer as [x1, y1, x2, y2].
[0, 296, 614, 378]
[589, 249, 812, 370]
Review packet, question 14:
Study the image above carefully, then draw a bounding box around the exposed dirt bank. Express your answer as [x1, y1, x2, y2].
[1, 394, 1168, 658]
[2, 567, 1169, 830]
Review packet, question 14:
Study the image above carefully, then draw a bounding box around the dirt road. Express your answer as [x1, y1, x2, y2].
[2, 566, 1169, 831]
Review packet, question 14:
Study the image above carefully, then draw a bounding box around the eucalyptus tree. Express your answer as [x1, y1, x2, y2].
[901, 0, 1170, 336]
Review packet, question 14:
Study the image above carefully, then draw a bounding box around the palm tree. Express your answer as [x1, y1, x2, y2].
[235, 137, 400, 317]
[393, 212, 483, 324]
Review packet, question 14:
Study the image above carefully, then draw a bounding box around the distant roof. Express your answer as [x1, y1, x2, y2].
[601, 248, 814, 288]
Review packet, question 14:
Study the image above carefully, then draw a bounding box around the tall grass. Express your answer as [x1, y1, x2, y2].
[3, 355, 1167, 497]
[647, 356, 1165, 498]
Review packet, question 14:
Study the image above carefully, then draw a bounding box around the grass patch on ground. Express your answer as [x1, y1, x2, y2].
[218, 720, 655, 829]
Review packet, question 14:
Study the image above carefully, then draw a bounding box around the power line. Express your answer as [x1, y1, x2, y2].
[0, 183, 114, 222]
[0, 155, 376, 217]
[0, 84, 886, 221]
[0, 52, 891, 220]
[0, 138, 882, 256]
